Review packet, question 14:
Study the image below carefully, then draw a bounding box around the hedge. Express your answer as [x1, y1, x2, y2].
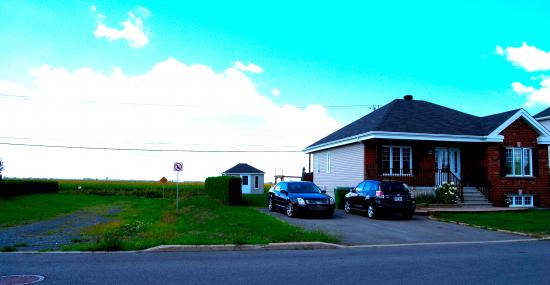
[334, 187, 353, 209]
[0, 180, 60, 197]
[205, 176, 242, 205]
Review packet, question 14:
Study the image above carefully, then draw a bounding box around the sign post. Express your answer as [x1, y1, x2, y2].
[173, 162, 183, 213]
[160, 176, 168, 198]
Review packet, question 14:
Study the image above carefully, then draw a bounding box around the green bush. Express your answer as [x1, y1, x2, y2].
[205, 176, 242, 205]
[0, 180, 59, 197]
[415, 193, 437, 204]
[435, 182, 458, 204]
[334, 187, 352, 209]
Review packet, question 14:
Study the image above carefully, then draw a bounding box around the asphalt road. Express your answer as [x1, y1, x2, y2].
[1, 240, 549, 284]
[261, 209, 527, 245]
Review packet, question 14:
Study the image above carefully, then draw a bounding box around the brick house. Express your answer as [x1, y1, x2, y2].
[304, 96, 550, 207]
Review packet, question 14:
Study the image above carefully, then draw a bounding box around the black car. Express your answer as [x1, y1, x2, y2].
[268, 181, 335, 218]
[344, 180, 415, 219]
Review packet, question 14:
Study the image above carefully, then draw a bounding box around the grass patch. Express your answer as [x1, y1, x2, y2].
[242, 193, 268, 207]
[435, 209, 550, 237]
[0, 194, 132, 227]
[1, 246, 17, 252]
[68, 195, 336, 250]
[58, 180, 204, 198]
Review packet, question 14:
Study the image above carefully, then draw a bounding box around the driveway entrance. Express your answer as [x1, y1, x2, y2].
[262, 209, 528, 245]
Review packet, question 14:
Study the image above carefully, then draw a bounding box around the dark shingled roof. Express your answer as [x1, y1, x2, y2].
[307, 98, 520, 149]
[223, 163, 264, 174]
[535, 107, 550, 119]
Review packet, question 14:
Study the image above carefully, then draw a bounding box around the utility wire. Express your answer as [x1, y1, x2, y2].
[0, 142, 303, 153]
[0, 92, 380, 110]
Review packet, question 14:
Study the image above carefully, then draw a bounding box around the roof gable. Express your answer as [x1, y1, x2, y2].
[223, 163, 265, 174]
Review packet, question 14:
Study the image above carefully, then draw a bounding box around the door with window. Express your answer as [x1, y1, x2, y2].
[241, 175, 251, 194]
[435, 147, 460, 185]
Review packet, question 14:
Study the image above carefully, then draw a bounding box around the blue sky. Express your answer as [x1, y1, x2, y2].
[1, 1, 550, 180]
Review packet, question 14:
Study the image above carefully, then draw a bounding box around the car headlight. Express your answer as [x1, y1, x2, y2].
[297, 198, 306, 206]
[329, 197, 335, 205]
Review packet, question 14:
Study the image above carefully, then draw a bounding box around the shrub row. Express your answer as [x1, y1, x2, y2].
[0, 180, 59, 197]
[205, 176, 242, 205]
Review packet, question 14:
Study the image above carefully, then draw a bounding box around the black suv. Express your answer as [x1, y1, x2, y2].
[344, 180, 415, 219]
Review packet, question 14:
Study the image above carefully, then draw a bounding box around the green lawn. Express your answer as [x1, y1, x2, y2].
[0, 194, 133, 227]
[435, 210, 550, 237]
[1, 192, 336, 251]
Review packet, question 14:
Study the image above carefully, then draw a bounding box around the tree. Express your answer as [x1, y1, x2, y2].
[0, 158, 4, 180]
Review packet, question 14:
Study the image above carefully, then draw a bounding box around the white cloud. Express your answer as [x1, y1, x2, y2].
[271, 88, 281, 96]
[92, 6, 150, 48]
[496, 42, 550, 72]
[234, 61, 264, 73]
[0, 59, 340, 181]
[512, 82, 535, 94]
[511, 78, 550, 106]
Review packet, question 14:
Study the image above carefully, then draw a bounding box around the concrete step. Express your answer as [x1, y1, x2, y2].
[461, 202, 493, 207]
[463, 194, 488, 199]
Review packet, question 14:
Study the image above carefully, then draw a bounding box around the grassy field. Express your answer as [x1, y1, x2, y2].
[66, 194, 335, 250]
[0, 194, 134, 227]
[435, 210, 550, 237]
[58, 179, 204, 198]
[1, 180, 336, 250]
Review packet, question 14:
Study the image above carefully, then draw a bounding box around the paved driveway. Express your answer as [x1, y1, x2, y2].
[261, 209, 528, 245]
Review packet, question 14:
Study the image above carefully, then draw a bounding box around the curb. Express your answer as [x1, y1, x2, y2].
[142, 242, 344, 252]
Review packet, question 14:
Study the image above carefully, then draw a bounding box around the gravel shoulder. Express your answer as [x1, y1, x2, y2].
[0, 208, 119, 251]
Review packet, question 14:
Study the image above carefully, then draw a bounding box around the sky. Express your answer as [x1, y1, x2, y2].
[1, 1, 550, 182]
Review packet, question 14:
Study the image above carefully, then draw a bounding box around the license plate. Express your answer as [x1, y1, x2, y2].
[394, 197, 403, 202]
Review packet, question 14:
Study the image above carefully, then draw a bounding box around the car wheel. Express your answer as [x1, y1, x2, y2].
[367, 204, 377, 219]
[344, 201, 351, 213]
[268, 197, 275, 212]
[286, 202, 295, 217]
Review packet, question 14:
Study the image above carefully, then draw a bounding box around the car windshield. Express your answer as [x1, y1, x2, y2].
[287, 183, 321, 193]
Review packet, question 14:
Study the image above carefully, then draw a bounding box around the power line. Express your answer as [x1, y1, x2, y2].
[0, 142, 303, 153]
[0, 92, 380, 110]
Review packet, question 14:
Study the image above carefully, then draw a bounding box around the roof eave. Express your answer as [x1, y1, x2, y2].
[304, 131, 503, 153]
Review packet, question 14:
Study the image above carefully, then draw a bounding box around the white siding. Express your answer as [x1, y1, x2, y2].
[313, 143, 364, 197]
[539, 119, 550, 131]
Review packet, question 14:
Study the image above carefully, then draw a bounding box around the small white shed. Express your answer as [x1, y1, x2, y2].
[222, 163, 265, 194]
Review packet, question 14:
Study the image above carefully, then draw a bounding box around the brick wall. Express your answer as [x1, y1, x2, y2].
[485, 118, 550, 207]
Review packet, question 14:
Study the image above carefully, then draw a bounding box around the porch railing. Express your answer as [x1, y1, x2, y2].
[369, 167, 464, 203]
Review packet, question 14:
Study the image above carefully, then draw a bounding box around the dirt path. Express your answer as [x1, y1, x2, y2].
[0, 208, 119, 251]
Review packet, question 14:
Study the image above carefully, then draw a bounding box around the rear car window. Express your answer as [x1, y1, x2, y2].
[381, 182, 409, 193]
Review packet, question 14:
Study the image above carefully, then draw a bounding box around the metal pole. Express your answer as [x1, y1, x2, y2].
[176, 172, 180, 213]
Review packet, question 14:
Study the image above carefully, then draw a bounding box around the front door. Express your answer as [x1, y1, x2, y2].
[435, 148, 461, 185]
[241, 175, 251, 194]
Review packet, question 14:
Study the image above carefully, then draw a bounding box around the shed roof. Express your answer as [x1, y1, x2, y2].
[223, 163, 265, 174]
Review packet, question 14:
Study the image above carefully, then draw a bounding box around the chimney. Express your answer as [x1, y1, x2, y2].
[403, 95, 413, 100]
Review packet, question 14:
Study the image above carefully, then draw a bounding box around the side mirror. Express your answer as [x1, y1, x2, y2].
[351, 188, 357, 193]
[280, 190, 288, 196]
[321, 190, 327, 194]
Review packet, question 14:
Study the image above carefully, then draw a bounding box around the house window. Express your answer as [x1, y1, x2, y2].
[254, 176, 259, 189]
[242, 175, 249, 186]
[382, 146, 412, 175]
[326, 152, 331, 173]
[505, 148, 532, 176]
[509, 194, 534, 207]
